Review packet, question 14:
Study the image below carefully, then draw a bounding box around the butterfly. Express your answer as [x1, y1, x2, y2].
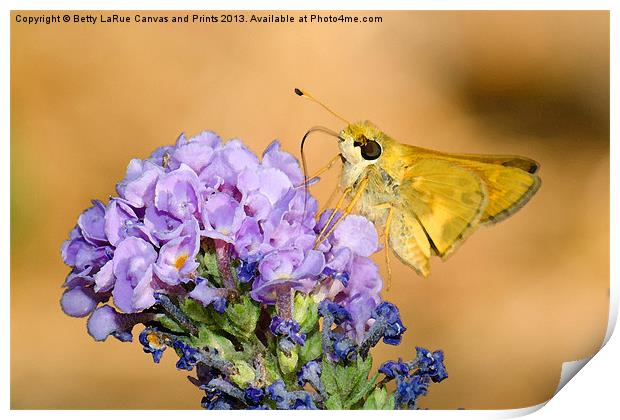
[296, 88, 541, 278]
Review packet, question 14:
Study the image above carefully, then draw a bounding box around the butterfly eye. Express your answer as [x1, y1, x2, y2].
[359, 140, 382, 160]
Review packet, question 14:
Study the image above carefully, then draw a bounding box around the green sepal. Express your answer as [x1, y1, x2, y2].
[362, 386, 394, 410]
[263, 353, 282, 383]
[191, 325, 239, 360]
[198, 250, 221, 283]
[224, 295, 260, 338]
[293, 293, 319, 333]
[277, 347, 299, 375]
[299, 331, 322, 365]
[230, 361, 256, 387]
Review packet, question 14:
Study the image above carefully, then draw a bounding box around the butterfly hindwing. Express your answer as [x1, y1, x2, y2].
[389, 209, 431, 277]
[397, 159, 488, 259]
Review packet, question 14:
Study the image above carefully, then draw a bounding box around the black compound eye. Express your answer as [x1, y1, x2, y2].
[359, 140, 382, 160]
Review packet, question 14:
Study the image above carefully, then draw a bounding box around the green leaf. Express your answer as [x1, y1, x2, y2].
[180, 297, 214, 325]
[334, 364, 358, 400]
[346, 372, 379, 408]
[356, 355, 373, 379]
[299, 331, 322, 365]
[325, 395, 343, 410]
[277, 347, 299, 375]
[293, 293, 319, 333]
[156, 315, 185, 333]
[342, 356, 375, 407]
[320, 360, 339, 396]
[230, 361, 256, 387]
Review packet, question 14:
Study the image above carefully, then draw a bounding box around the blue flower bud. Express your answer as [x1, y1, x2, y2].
[379, 359, 410, 379]
[372, 302, 406, 345]
[318, 300, 351, 325]
[395, 374, 429, 409]
[415, 347, 448, 383]
[269, 316, 306, 346]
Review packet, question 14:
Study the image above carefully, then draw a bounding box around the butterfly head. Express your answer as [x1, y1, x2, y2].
[339, 121, 385, 166]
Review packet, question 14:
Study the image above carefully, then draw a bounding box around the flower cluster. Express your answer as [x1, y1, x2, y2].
[60, 131, 447, 409]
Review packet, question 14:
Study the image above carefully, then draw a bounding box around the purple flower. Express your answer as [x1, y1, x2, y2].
[331, 215, 379, 257]
[238, 167, 293, 220]
[173, 339, 201, 371]
[344, 293, 377, 343]
[189, 281, 229, 312]
[78, 200, 108, 245]
[143, 206, 183, 245]
[111, 236, 158, 313]
[318, 256, 382, 343]
[61, 228, 112, 274]
[199, 139, 258, 191]
[117, 159, 163, 207]
[60, 286, 100, 317]
[154, 219, 200, 285]
[251, 248, 325, 304]
[176, 131, 221, 148]
[233, 219, 263, 261]
[266, 380, 317, 410]
[104, 198, 149, 246]
[262, 141, 304, 185]
[201, 192, 245, 242]
[86, 305, 151, 342]
[297, 360, 322, 387]
[154, 164, 205, 221]
[147, 144, 175, 168]
[169, 133, 217, 173]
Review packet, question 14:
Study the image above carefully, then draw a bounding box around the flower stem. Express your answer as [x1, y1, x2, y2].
[275, 285, 293, 319]
[214, 239, 236, 290]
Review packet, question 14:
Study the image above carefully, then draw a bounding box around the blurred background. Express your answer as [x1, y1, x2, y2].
[11, 10, 609, 409]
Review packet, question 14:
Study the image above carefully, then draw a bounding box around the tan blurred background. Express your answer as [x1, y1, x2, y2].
[11, 11, 609, 409]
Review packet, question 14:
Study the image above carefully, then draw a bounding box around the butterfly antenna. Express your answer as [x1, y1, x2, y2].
[295, 88, 351, 125]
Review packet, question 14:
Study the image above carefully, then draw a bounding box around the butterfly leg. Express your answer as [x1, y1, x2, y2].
[314, 176, 369, 248]
[295, 154, 342, 188]
[313, 185, 352, 247]
[369, 203, 395, 291]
